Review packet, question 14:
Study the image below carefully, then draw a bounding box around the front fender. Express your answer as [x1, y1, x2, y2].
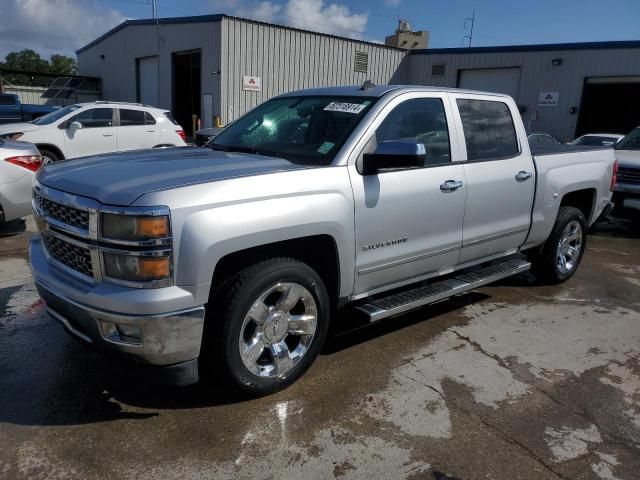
[133, 167, 356, 305]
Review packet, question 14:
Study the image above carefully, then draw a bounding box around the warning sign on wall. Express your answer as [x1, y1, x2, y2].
[538, 91, 559, 107]
[243, 76, 261, 92]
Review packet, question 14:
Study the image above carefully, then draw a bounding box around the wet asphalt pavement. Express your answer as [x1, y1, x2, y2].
[0, 215, 639, 480]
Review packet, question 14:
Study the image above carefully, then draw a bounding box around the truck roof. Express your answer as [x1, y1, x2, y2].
[280, 84, 513, 99]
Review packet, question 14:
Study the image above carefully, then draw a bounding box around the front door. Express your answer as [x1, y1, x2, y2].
[63, 107, 116, 158]
[450, 95, 536, 263]
[350, 93, 467, 295]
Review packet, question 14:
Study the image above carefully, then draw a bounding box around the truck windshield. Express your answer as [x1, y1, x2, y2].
[615, 128, 640, 151]
[209, 96, 376, 164]
[32, 105, 81, 125]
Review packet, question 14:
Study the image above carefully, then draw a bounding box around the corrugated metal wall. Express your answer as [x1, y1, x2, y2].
[406, 48, 640, 140]
[78, 22, 221, 119]
[220, 17, 407, 123]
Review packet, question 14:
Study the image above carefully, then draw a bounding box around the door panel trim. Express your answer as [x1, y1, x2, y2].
[462, 227, 529, 248]
[358, 245, 460, 275]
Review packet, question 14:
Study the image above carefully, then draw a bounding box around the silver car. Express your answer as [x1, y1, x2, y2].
[0, 139, 42, 223]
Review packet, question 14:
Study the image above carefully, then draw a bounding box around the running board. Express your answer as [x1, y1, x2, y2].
[355, 258, 531, 322]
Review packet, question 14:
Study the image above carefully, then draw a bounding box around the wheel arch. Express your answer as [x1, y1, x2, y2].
[210, 235, 342, 305]
[559, 188, 596, 223]
[35, 143, 65, 160]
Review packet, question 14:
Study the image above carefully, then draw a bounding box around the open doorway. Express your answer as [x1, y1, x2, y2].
[172, 49, 201, 136]
[576, 76, 640, 137]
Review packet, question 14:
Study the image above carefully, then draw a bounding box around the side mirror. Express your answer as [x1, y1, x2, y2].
[68, 121, 83, 131]
[362, 141, 426, 175]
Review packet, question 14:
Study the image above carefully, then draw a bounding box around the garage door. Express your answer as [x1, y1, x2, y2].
[576, 76, 640, 136]
[458, 68, 521, 100]
[138, 56, 159, 107]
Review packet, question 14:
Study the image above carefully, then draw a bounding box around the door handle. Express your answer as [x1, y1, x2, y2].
[145, 130, 155, 133]
[102, 132, 114, 137]
[515, 171, 533, 182]
[440, 180, 464, 192]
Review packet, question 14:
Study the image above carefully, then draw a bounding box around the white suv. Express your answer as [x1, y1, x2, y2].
[0, 102, 187, 162]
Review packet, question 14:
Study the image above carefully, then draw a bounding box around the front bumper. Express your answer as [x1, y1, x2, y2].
[30, 236, 206, 384]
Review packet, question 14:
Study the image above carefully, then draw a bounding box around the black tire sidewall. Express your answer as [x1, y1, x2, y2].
[213, 259, 330, 394]
[540, 206, 587, 283]
[39, 149, 59, 164]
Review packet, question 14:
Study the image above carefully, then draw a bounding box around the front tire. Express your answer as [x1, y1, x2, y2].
[202, 258, 330, 395]
[530, 206, 587, 284]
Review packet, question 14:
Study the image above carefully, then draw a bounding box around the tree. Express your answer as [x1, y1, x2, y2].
[0, 49, 77, 75]
[2, 49, 50, 73]
[50, 54, 77, 75]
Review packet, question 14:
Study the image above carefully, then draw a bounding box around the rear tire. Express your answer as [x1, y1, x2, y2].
[529, 206, 587, 284]
[38, 148, 60, 164]
[201, 257, 330, 396]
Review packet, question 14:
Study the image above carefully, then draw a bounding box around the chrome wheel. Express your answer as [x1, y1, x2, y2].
[556, 220, 583, 274]
[238, 282, 317, 378]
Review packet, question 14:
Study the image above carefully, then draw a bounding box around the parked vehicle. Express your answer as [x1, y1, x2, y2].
[0, 93, 58, 125]
[29, 85, 616, 394]
[0, 139, 42, 223]
[0, 101, 187, 163]
[194, 127, 224, 146]
[612, 127, 640, 212]
[528, 132, 563, 146]
[571, 133, 624, 147]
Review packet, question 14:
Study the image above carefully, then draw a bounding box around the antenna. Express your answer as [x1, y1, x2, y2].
[462, 10, 475, 47]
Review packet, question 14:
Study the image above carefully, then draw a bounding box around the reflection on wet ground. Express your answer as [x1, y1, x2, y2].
[1, 214, 639, 479]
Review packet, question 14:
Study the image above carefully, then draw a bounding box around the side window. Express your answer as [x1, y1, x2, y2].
[375, 98, 451, 165]
[144, 111, 156, 125]
[529, 135, 540, 144]
[119, 109, 146, 126]
[69, 108, 113, 128]
[457, 99, 519, 161]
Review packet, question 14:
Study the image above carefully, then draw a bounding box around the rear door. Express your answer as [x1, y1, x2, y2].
[62, 107, 116, 158]
[115, 108, 159, 151]
[349, 92, 467, 294]
[450, 94, 535, 263]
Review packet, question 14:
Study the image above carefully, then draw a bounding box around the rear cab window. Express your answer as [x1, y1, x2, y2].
[456, 99, 519, 161]
[0, 94, 18, 106]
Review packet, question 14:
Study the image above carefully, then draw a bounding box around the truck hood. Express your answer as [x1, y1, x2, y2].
[0, 122, 42, 134]
[616, 150, 640, 168]
[37, 147, 315, 206]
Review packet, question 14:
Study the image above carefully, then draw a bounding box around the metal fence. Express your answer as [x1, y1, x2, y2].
[0, 68, 101, 106]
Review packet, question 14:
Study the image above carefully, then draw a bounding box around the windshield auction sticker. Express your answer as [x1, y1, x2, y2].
[323, 102, 367, 114]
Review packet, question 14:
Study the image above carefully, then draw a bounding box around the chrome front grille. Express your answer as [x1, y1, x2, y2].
[43, 234, 94, 278]
[34, 192, 90, 230]
[618, 167, 640, 185]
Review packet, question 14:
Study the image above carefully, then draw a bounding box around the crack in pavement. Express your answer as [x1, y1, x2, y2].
[401, 366, 572, 480]
[447, 326, 640, 453]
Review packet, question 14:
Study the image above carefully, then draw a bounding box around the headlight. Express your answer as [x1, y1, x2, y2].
[103, 253, 171, 282]
[102, 213, 170, 240]
[1, 132, 23, 141]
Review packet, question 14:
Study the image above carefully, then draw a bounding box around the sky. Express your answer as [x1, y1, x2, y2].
[0, 0, 639, 61]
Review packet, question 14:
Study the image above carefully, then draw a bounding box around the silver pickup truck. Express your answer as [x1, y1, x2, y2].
[30, 85, 616, 394]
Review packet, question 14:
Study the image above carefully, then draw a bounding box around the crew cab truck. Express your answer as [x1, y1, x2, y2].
[29, 85, 616, 394]
[612, 126, 640, 213]
[0, 93, 56, 124]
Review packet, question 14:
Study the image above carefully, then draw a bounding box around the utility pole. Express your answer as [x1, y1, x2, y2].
[462, 10, 475, 47]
